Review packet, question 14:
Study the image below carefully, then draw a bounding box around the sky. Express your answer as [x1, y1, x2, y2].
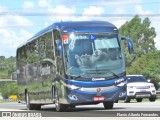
[0, 0, 160, 57]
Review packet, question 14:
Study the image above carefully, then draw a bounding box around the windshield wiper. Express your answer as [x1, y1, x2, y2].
[110, 71, 119, 78]
[74, 75, 82, 79]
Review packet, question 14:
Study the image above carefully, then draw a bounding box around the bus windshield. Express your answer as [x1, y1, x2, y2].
[64, 32, 125, 79]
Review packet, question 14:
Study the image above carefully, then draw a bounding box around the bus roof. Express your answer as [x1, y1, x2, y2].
[17, 21, 118, 48]
[34, 21, 117, 37]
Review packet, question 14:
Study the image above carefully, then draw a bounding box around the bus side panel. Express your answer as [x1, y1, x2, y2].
[17, 61, 42, 103]
[38, 59, 57, 104]
[36, 31, 56, 104]
[17, 31, 56, 104]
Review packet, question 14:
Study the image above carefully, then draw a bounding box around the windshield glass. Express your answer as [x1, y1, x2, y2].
[127, 76, 147, 83]
[64, 32, 125, 79]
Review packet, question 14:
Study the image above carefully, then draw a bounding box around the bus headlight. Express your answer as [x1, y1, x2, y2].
[67, 84, 80, 90]
[116, 82, 125, 87]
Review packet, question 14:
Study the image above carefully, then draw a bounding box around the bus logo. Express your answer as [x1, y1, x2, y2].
[97, 88, 102, 93]
[96, 88, 102, 96]
[89, 34, 96, 41]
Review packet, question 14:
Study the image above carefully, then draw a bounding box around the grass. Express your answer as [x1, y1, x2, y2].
[0, 79, 13, 81]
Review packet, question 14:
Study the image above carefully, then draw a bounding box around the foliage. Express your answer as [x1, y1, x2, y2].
[119, 15, 156, 66]
[0, 81, 11, 92]
[0, 57, 16, 79]
[1, 82, 18, 99]
[127, 51, 160, 89]
[120, 15, 159, 89]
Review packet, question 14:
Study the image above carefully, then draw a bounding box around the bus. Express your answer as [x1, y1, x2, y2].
[16, 21, 134, 111]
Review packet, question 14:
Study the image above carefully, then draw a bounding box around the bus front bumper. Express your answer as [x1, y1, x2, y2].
[65, 86, 125, 105]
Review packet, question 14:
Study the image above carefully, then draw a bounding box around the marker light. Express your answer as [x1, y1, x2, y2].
[62, 34, 68, 44]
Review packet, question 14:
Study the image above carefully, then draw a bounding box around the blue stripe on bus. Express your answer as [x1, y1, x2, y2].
[68, 86, 120, 95]
[65, 78, 123, 87]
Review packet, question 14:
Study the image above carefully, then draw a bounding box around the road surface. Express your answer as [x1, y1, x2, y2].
[0, 101, 160, 118]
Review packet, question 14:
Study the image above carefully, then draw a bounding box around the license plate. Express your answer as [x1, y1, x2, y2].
[140, 90, 146, 92]
[93, 96, 104, 101]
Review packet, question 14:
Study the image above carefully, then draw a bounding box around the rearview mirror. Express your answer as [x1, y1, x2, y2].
[121, 36, 134, 54]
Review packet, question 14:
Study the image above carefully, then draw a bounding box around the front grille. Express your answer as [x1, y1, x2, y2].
[136, 86, 150, 89]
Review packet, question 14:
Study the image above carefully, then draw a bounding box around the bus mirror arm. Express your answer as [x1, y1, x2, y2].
[56, 39, 63, 58]
[121, 36, 134, 54]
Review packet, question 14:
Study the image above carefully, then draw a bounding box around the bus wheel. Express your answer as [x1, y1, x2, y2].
[34, 104, 41, 110]
[124, 97, 130, 103]
[25, 92, 41, 110]
[68, 105, 76, 111]
[25, 93, 34, 110]
[103, 101, 114, 109]
[52, 86, 55, 102]
[55, 89, 66, 112]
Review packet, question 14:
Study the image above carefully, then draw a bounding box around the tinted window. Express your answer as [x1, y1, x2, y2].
[127, 76, 147, 83]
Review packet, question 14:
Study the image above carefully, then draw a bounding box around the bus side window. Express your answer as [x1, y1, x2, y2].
[53, 30, 63, 73]
[53, 30, 61, 57]
[45, 32, 53, 59]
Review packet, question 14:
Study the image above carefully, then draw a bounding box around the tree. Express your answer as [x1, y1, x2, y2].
[0, 57, 16, 79]
[127, 51, 160, 89]
[119, 15, 156, 66]
[1, 83, 18, 99]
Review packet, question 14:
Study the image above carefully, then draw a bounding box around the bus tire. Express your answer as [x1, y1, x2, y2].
[34, 104, 41, 110]
[51, 86, 55, 103]
[25, 92, 35, 110]
[103, 101, 114, 109]
[55, 88, 66, 112]
[25, 92, 41, 110]
[124, 97, 130, 103]
[68, 105, 76, 111]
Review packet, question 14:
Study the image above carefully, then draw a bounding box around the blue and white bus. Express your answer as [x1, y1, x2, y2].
[16, 21, 134, 111]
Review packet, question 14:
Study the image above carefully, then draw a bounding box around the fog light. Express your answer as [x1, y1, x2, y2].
[152, 90, 156, 93]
